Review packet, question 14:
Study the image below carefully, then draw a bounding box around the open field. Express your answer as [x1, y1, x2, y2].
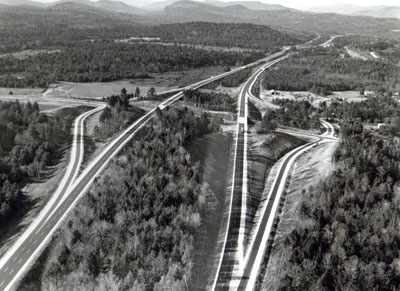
[260, 89, 328, 107]
[260, 89, 367, 108]
[41, 67, 226, 99]
[329, 91, 367, 102]
[345, 46, 370, 61]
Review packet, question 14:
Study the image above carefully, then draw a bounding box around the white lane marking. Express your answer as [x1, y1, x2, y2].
[2, 49, 291, 291]
[244, 141, 318, 291]
[42, 106, 105, 226]
[210, 56, 289, 291]
[0, 106, 105, 272]
[0, 281, 4, 287]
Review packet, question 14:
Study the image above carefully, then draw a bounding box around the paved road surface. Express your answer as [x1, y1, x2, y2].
[0, 50, 289, 291]
[210, 56, 287, 291]
[238, 122, 337, 291]
[0, 105, 104, 290]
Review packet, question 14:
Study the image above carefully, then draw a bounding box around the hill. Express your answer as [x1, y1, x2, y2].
[306, 4, 400, 19]
[0, 0, 48, 7]
[1, 0, 399, 35]
[353, 6, 400, 19]
[52, 0, 146, 15]
[160, 0, 400, 34]
[202, 0, 291, 11]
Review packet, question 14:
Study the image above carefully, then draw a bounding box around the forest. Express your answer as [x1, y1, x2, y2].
[0, 101, 79, 226]
[278, 97, 400, 290]
[268, 99, 321, 130]
[0, 3, 311, 55]
[320, 96, 400, 124]
[0, 41, 265, 88]
[262, 46, 400, 94]
[128, 22, 312, 51]
[41, 106, 220, 290]
[183, 89, 236, 112]
[334, 36, 400, 67]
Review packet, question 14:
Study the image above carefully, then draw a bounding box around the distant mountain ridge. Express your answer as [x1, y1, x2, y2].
[0, 0, 146, 15]
[306, 4, 400, 19]
[352, 6, 400, 19]
[203, 0, 293, 11]
[1, 0, 399, 34]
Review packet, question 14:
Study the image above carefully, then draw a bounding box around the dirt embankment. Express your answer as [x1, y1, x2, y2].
[186, 132, 234, 291]
[246, 131, 306, 245]
[260, 140, 338, 291]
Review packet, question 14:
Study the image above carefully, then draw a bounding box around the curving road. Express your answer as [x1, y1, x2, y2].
[238, 122, 337, 291]
[210, 56, 288, 291]
[0, 105, 104, 290]
[0, 50, 290, 291]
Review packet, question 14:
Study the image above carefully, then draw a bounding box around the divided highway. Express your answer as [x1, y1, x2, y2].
[238, 124, 337, 291]
[209, 51, 338, 290]
[0, 51, 289, 291]
[210, 56, 288, 291]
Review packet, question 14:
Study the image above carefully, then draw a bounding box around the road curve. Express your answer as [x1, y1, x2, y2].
[0, 50, 290, 291]
[210, 56, 288, 291]
[0, 105, 104, 291]
[238, 122, 337, 291]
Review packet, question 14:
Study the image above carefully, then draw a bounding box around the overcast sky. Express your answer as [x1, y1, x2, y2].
[35, 0, 400, 10]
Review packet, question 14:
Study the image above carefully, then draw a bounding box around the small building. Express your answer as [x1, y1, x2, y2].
[377, 123, 386, 129]
[364, 91, 376, 97]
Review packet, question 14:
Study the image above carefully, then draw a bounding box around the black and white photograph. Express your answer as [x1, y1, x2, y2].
[0, 0, 399, 290]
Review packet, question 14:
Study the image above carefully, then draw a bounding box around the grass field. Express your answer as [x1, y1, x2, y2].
[43, 67, 226, 99]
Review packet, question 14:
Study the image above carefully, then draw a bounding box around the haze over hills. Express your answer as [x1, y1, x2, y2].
[144, 0, 293, 12]
[1, 0, 400, 33]
[306, 4, 400, 19]
[203, 0, 292, 11]
[352, 6, 400, 19]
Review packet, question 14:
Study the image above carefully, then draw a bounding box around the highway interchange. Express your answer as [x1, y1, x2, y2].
[209, 56, 338, 291]
[0, 43, 338, 291]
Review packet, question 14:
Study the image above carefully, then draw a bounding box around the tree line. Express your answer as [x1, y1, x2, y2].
[94, 89, 146, 142]
[0, 41, 265, 88]
[268, 99, 321, 130]
[41, 106, 220, 290]
[278, 97, 400, 290]
[0, 101, 80, 226]
[183, 89, 236, 112]
[262, 46, 400, 95]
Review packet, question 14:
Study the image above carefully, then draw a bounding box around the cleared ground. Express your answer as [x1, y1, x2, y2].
[260, 140, 338, 291]
[42, 67, 226, 99]
[187, 133, 234, 291]
[260, 89, 366, 107]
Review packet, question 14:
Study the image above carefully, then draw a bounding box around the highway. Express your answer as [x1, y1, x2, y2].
[0, 105, 104, 290]
[238, 122, 337, 291]
[0, 50, 290, 291]
[208, 50, 337, 290]
[210, 56, 288, 291]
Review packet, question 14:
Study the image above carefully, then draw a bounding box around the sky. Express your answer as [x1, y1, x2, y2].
[34, 0, 400, 10]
